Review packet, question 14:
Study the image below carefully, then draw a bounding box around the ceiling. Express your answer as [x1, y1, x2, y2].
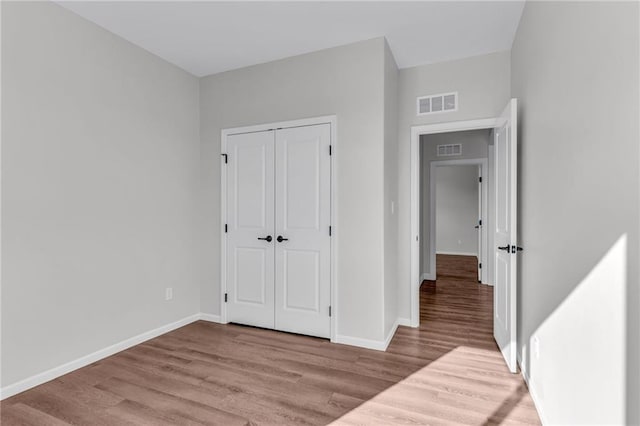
[57, 1, 525, 77]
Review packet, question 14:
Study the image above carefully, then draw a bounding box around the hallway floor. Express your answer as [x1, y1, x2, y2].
[1, 254, 539, 425]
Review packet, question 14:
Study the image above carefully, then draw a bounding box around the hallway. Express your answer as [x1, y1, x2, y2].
[0, 254, 539, 425]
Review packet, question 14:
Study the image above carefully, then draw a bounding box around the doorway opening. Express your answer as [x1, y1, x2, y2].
[409, 100, 519, 372]
[427, 156, 489, 285]
[433, 163, 485, 282]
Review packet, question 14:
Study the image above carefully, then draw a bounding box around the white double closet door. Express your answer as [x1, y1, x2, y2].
[225, 123, 331, 339]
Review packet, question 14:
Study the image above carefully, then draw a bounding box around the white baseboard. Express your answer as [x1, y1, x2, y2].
[383, 319, 400, 349]
[436, 251, 478, 257]
[397, 317, 412, 327]
[334, 334, 387, 351]
[335, 319, 400, 352]
[2, 311, 404, 400]
[421, 272, 435, 281]
[198, 313, 223, 323]
[518, 354, 547, 425]
[0, 313, 202, 400]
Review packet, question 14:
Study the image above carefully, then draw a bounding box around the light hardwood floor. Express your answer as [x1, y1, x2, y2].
[1, 254, 540, 425]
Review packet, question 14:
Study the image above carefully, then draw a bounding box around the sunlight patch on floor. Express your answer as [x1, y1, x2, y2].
[331, 346, 539, 425]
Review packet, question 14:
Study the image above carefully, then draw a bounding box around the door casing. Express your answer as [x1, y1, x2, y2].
[220, 115, 337, 342]
[410, 117, 499, 329]
[409, 111, 519, 373]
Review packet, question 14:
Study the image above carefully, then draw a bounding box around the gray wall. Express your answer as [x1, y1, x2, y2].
[199, 38, 389, 342]
[435, 166, 478, 256]
[419, 130, 490, 276]
[511, 2, 639, 424]
[383, 41, 399, 337]
[1, 1, 201, 387]
[397, 52, 510, 320]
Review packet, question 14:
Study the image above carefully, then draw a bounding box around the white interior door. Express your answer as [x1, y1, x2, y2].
[477, 165, 483, 282]
[494, 98, 518, 373]
[226, 130, 275, 329]
[274, 124, 331, 338]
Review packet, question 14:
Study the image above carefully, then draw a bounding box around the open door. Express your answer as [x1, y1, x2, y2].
[477, 165, 483, 282]
[494, 98, 518, 373]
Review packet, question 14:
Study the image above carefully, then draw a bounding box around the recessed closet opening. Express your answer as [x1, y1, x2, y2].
[220, 116, 337, 341]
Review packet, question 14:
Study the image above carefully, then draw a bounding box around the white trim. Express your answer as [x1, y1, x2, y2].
[0, 309, 404, 401]
[219, 125, 228, 325]
[518, 356, 548, 425]
[397, 317, 412, 327]
[429, 158, 488, 285]
[436, 251, 478, 257]
[199, 313, 223, 323]
[335, 318, 398, 351]
[420, 272, 435, 281]
[330, 118, 338, 343]
[220, 115, 338, 342]
[0, 313, 201, 400]
[410, 118, 498, 328]
[383, 319, 399, 349]
[334, 335, 387, 351]
[222, 115, 338, 137]
[2, 306, 407, 401]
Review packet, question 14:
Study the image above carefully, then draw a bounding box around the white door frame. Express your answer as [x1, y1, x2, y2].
[410, 118, 498, 327]
[429, 158, 488, 284]
[220, 115, 338, 342]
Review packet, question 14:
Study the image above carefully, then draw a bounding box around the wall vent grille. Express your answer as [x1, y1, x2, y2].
[437, 144, 462, 157]
[417, 92, 458, 115]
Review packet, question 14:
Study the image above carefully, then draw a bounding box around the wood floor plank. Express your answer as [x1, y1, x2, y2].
[104, 399, 205, 426]
[0, 402, 71, 426]
[97, 357, 231, 407]
[95, 377, 250, 425]
[1, 254, 540, 425]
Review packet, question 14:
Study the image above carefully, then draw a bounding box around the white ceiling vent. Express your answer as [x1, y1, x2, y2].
[437, 143, 462, 157]
[417, 92, 458, 115]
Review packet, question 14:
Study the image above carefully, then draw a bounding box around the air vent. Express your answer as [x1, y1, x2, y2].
[437, 144, 462, 157]
[417, 92, 458, 115]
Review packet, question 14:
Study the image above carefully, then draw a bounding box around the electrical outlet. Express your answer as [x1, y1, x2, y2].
[533, 336, 540, 359]
[165, 287, 173, 301]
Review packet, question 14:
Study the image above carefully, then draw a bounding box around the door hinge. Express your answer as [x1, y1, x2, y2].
[479, 219, 482, 226]
[329, 306, 332, 317]
[329, 145, 332, 156]
[329, 226, 332, 236]
[225, 224, 228, 233]
[479, 176, 482, 183]
[221, 153, 228, 164]
[479, 263, 482, 269]
[224, 293, 228, 303]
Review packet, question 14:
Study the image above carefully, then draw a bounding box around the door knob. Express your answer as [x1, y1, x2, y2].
[498, 245, 510, 251]
[276, 235, 289, 243]
[258, 235, 272, 242]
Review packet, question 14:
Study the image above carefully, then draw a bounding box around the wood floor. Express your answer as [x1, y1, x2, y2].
[1, 255, 540, 425]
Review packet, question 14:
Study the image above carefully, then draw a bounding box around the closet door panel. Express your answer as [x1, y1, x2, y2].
[274, 124, 331, 338]
[226, 130, 275, 329]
